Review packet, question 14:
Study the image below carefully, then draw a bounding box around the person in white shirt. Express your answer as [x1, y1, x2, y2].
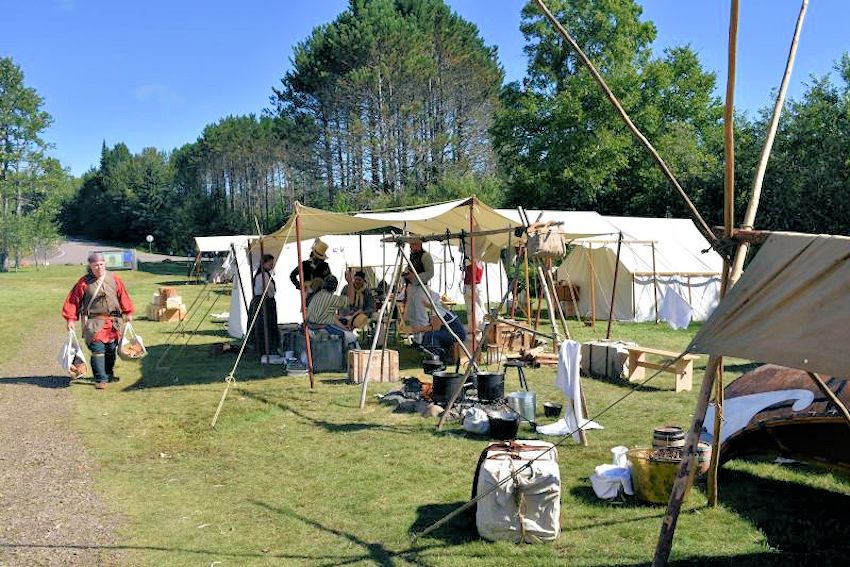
[249, 254, 279, 355]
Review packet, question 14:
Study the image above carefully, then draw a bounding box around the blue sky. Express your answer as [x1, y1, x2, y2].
[2, 1, 847, 177]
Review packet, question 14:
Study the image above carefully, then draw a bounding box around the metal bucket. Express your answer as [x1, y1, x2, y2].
[506, 391, 536, 423]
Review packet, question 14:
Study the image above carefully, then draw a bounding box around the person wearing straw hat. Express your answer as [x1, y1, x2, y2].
[289, 238, 331, 292]
[62, 251, 135, 389]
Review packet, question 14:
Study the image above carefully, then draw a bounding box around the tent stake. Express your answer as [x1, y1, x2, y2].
[294, 210, 315, 389]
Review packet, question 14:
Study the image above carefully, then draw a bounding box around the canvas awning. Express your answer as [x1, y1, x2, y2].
[496, 209, 619, 241]
[259, 198, 521, 262]
[689, 232, 850, 378]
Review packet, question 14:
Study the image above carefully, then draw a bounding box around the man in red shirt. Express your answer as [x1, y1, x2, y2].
[62, 252, 135, 389]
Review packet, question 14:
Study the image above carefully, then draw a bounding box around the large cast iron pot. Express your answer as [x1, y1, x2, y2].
[474, 371, 505, 402]
[431, 371, 464, 406]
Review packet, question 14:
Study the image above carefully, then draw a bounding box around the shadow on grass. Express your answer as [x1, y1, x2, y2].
[251, 500, 436, 567]
[236, 388, 421, 435]
[137, 261, 193, 277]
[584, 372, 668, 393]
[0, 375, 70, 389]
[723, 361, 762, 375]
[409, 501, 478, 545]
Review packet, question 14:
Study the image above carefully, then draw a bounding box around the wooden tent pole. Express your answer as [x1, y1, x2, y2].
[469, 200, 477, 354]
[651, 242, 660, 324]
[437, 247, 527, 429]
[258, 238, 271, 358]
[358, 247, 404, 409]
[807, 372, 850, 431]
[532, 0, 716, 247]
[605, 232, 623, 339]
[653, 356, 722, 566]
[730, 0, 808, 285]
[708, 0, 741, 509]
[588, 245, 596, 329]
[294, 210, 315, 389]
[524, 244, 533, 323]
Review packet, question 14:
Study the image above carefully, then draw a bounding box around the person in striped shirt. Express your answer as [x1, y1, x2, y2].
[306, 275, 359, 348]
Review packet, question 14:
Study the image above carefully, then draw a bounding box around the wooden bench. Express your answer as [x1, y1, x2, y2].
[626, 346, 700, 393]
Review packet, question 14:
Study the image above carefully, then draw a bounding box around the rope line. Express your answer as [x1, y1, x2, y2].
[411, 347, 695, 541]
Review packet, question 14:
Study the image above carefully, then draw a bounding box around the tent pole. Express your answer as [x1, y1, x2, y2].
[524, 243, 532, 323]
[708, 0, 741, 509]
[294, 210, 315, 389]
[469, 200, 477, 354]
[438, 246, 527, 429]
[807, 372, 850, 430]
[258, 238, 271, 358]
[378, 263, 402, 385]
[588, 245, 596, 329]
[653, 355, 722, 566]
[545, 260, 570, 341]
[605, 232, 623, 339]
[651, 242, 660, 324]
[358, 247, 405, 409]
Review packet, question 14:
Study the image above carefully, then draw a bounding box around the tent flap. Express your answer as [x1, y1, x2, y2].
[689, 232, 850, 378]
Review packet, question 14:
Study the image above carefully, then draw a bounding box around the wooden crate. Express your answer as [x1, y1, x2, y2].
[347, 349, 399, 383]
[486, 320, 533, 352]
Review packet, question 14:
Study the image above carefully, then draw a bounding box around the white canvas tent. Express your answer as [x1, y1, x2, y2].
[559, 216, 723, 323]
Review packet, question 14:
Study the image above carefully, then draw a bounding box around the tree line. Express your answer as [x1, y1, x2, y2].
[2, 0, 848, 268]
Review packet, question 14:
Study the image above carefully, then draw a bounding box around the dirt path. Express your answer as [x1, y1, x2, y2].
[0, 322, 125, 565]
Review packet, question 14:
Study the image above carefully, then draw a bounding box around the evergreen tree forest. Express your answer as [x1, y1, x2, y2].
[3, 0, 847, 262]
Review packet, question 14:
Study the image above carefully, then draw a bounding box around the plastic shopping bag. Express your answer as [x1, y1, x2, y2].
[58, 331, 87, 378]
[118, 322, 147, 361]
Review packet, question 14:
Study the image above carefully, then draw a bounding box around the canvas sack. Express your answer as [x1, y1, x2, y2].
[528, 229, 565, 261]
[473, 440, 561, 543]
[58, 330, 87, 376]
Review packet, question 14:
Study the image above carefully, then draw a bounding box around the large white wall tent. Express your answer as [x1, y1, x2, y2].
[496, 209, 723, 323]
[560, 216, 723, 323]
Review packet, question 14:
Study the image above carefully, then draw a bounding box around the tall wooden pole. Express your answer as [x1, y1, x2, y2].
[469, 200, 477, 354]
[605, 233, 623, 339]
[294, 210, 315, 389]
[653, 356, 722, 566]
[588, 245, 597, 329]
[532, 0, 717, 248]
[730, 0, 808, 285]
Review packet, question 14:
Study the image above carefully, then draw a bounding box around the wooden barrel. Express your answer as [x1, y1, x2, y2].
[652, 425, 685, 449]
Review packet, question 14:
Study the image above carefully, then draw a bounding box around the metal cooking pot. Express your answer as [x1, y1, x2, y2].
[431, 371, 464, 406]
[422, 357, 445, 375]
[487, 409, 520, 440]
[474, 371, 505, 402]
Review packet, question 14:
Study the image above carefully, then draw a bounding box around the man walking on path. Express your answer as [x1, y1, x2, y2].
[62, 251, 135, 389]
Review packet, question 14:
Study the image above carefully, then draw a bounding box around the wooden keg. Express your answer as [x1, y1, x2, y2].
[652, 425, 686, 449]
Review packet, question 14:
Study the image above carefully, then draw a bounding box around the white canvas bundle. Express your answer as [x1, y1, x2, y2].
[475, 440, 561, 543]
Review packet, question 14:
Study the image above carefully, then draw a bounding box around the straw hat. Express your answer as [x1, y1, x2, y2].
[311, 239, 328, 260]
[351, 312, 370, 330]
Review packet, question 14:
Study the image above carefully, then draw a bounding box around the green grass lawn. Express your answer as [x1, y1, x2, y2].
[3, 264, 849, 566]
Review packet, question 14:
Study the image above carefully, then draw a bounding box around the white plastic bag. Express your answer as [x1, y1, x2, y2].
[118, 322, 147, 361]
[58, 331, 87, 377]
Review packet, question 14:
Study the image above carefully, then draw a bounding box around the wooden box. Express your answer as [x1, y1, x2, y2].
[347, 349, 399, 383]
[554, 283, 579, 302]
[486, 320, 533, 352]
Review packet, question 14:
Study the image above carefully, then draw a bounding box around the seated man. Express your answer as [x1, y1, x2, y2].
[408, 288, 467, 357]
[306, 275, 359, 349]
[340, 269, 375, 316]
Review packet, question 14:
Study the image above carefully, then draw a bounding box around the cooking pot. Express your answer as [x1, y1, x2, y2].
[474, 371, 505, 402]
[431, 371, 464, 406]
[543, 401, 563, 418]
[422, 358, 445, 375]
[487, 409, 520, 440]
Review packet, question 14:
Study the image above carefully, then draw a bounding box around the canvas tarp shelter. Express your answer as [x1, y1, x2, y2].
[227, 199, 515, 338]
[688, 232, 850, 378]
[559, 216, 723, 323]
[194, 235, 258, 253]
